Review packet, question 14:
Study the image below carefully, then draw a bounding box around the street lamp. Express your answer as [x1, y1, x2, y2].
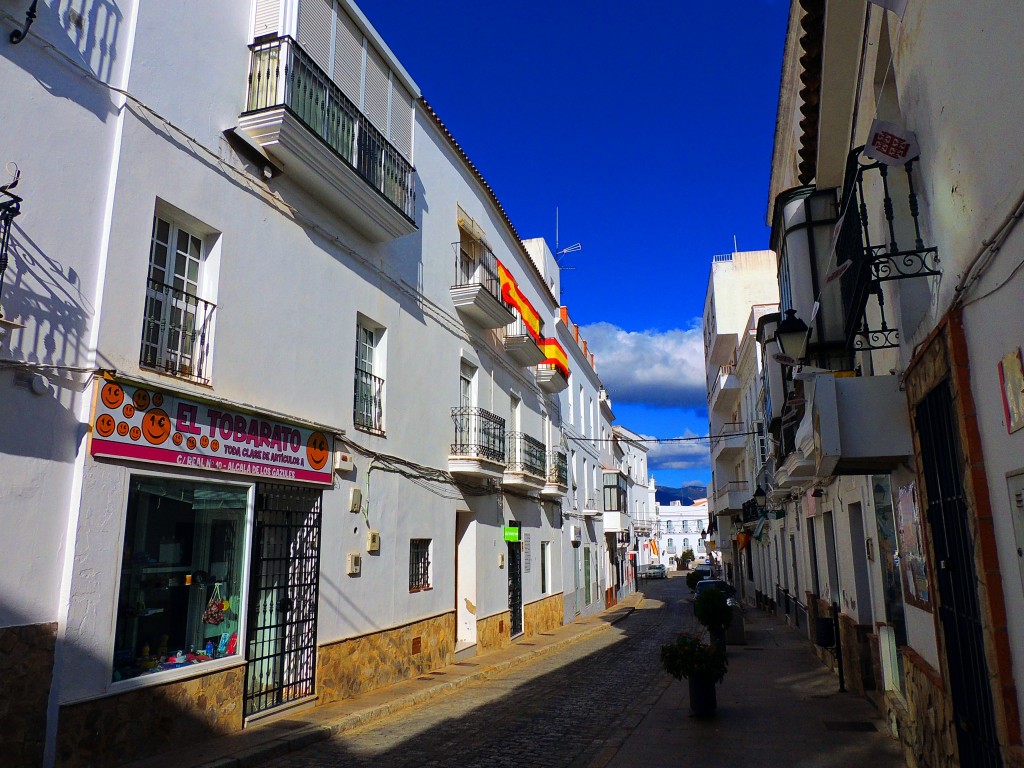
[775, 309, 810, 361]
[752, 485, 767, 510]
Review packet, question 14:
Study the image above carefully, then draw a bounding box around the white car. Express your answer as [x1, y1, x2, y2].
[640, 563, 667, 579]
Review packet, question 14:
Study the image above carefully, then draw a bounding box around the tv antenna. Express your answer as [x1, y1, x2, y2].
[554, 207, 581, 268]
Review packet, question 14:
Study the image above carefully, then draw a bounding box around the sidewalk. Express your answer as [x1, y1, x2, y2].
[127, 593, 644, 768]
[600, 608, 906, 768]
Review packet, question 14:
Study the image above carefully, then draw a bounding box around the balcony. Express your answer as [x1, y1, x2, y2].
[503, 432, 547, 491]
[449, 407, 506, 479]
[708, 364, 741, 414]
[353, 368, 384, 435]
[450, 241, 516, 330]
[633, 520, 653, 537]
[541, 451, 568, 499]
[714, 480, 749, 513]
[140, 279, 216, 385]
[535, 363, 569, 393]
[602, 511, 630, 534]
[238, 36, 416, 243]
[503, 311, 546, 367]
[711, 422, 746, 461]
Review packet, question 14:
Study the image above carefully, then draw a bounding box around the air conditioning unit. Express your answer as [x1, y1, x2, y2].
[366, 529, 380, 553]
[346, 552, 362, 575]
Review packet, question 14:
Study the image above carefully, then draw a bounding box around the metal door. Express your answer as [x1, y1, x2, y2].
[916, 381, 1001, 767]
[507, 541, 523, 636]
[244, 484, 322, 718]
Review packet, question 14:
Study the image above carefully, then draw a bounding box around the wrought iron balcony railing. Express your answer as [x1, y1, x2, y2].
[507, 432, 546, 478]
[838, 147, 940, 351]
[547, 451, 568, 486]
[140, 279, 215, 384]
[244, 36, 416, 220]
[354, 368, 384, 434]
[451, 406, 506, 463]
[453, 240, 510, 307]
[505, 310, 543, 341]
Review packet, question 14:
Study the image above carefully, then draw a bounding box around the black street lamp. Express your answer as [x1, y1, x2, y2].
[775, 309, 810, 361]
[752, 485, 768, 510]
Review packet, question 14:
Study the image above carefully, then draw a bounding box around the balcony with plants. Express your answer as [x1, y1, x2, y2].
[237, 36, 417, 242]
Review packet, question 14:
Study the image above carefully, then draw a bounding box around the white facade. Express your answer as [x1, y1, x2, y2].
[653, 499, 709, 570]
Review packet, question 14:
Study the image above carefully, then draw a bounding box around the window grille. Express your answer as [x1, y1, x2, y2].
[409, 539, 431, 591]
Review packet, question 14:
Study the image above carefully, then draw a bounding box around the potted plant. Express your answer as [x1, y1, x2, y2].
[660, 631, 728, 717]
[694, 587, 733, 650]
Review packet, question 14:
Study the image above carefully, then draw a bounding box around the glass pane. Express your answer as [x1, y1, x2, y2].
[150, 243, 167, 275]
[112, 476, 248, 682]
[155, 217, 170, 243]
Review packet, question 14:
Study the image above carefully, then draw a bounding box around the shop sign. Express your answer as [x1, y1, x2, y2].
[503, 524, 521, 542]
[90, 381, 334, 485]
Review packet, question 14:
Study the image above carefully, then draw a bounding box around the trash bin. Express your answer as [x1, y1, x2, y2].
[726, 602, 746, 645]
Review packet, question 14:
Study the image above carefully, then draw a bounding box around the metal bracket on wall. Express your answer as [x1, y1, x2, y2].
[9, 1, 40, 44]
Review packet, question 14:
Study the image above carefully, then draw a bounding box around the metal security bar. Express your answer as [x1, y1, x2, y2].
[140, 278, 216, 384]
[507, 432, 546, 478]
[547, 451, 568, 486]
[409, 539, 431, 591]
[451, 406, 506, 463]
[353, 368, 384, 434]
[244, 36, 415, 220]
[244, 485, 323, 718]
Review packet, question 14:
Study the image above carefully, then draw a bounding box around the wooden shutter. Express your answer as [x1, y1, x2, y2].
[333, 7, 363, 105]
[253, 0, 281, 36]
[296, 0, 332, 72]
[363, 46, 389, 134]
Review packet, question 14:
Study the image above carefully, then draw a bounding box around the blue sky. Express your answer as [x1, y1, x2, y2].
[357, 1, 789, 487]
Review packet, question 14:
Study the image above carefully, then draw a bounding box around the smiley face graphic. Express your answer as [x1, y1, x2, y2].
[95, 414, 116, 437]
[122, 404, 135, 419]
[132, 389, 151, 411]
[101, 382, 124, 409]
[173, 432, 184, 446]
[152, 392, 164, 407]
[306, 431, 330, 471]
[129, 426, 142, 441]
[186, 436, 197, 450]
[117, 421, 130, 437]
[200, 436, 209, 449]
[210, 439, 220, 452]
[141, 408, 171, 445]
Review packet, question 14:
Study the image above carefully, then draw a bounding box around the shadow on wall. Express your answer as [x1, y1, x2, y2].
[1, 0, 122, 123]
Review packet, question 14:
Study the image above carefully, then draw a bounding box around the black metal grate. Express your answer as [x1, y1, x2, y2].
[507, 542, 523, 636]
[353, 367, 385, 434]
[916, 382, 1002, 768]
[451, 406, 506, 463]
[244, 484, 323, 718]
[409, 539, 431, 591]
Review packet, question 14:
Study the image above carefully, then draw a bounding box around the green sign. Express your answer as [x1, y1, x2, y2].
[503, 525, 521, 542]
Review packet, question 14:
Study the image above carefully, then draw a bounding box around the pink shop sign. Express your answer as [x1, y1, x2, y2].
[90, 381, 334, 485]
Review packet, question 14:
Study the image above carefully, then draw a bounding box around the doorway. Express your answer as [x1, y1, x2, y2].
[507, 541, 523, 636]
[455, 511, 477, 651]
[244, 484, 322, 718]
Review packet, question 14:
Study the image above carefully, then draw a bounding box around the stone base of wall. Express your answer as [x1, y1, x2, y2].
[887, 647, 956, 768]
[477, 611, 511, 653]
[56, 664, 245, 768]
[316, 612, 454, 706]
[838, 613, 876, 696]
[0, 622, 57, 768]
[523, 593, 563, 638]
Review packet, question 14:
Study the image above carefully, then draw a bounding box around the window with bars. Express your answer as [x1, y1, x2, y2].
[140, 214, 217, 383]
[354, 317, 385, 434]
[409, 538, 431, 591]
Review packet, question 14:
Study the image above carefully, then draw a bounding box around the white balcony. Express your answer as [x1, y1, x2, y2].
[602, 510, 630, 533]
[713, 480, 750, 513]
[711, 422, 746, 461]
[504, 316, 546, 367]
[541, 451, 569, 499]
[503, 432, 547, 491]
[535, 363, 569, 393]
[448, 407, 506, 480]
[451, 242, 517, 330]
[708, 365, 741, 414]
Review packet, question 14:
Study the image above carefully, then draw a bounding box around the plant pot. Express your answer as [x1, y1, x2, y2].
[688, 673, 718, 717]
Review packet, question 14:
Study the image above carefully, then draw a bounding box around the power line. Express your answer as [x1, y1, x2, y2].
[564, 430, 761, 446]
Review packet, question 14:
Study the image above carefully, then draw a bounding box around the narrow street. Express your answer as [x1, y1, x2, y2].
[263, 576, 693, 768]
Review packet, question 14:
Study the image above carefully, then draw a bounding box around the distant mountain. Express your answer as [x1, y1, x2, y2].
[655, 485, 707, 506]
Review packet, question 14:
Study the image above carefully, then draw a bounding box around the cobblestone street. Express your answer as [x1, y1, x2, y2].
[262, 576, 693, 768]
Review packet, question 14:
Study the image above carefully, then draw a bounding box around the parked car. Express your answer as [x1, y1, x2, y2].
[691, 563, 714, 581]
[693, 578, 737, 599]
[640, 563, 667, 579]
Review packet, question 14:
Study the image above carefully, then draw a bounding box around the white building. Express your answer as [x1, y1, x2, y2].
[653, 499, 709, 570]
[0, 2, 638, 765]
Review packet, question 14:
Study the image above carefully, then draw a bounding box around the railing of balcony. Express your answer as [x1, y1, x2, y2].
[838, 147, 940, 351]
[505, 309, 543, 340]
[451, 406, 506, 463]
[547, 451, 568, 486]
[244, 36, 416, 220]
[537, 362, 566, 380]
[140, 279, 216, 385]
[507, 432, 546, 477]
[711, 421, 745, 449]
[707, 363, 736, 404]
[452, 240, 510, 308]
[715, 480, 749, 501]
[353, 368, 384, 434]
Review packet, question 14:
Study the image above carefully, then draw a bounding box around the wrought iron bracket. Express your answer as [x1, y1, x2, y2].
[868, 245, 941, 282]
[9, 0, 40, 44]
[852, 326, 900, 351]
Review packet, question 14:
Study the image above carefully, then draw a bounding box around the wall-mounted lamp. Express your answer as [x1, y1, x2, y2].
[775, 309, 810, 361]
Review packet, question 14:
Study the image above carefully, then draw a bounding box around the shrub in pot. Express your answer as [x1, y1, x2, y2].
[685, 570, 704, 591]
[660, 631, 728, 717]
[694, 588, 733, 650]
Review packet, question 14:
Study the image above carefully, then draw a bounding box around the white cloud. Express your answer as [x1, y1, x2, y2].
[580, 322, 707, 409]
[644, 433, 711, 471]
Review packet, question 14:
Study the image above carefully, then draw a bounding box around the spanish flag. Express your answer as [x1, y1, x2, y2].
[737, 532, 752, 552]
[539, 338, 570, 379]
[650, 540, 659, 556]
[496, 260, 543, 341]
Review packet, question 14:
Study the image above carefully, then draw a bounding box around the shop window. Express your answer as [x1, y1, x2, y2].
[409, 538, 431, 591]
[140, 209, 219, 384]
[113, 476, 248, 683]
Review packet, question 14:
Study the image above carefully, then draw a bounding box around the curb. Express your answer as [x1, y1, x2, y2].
[193, 598, 642, 768]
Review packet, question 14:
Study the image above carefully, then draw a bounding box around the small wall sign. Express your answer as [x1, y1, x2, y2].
[998, 348, 1024, 434]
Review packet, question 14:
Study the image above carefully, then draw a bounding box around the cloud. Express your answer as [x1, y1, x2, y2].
[644, 433, 711, 472]
[580, 322, 707, 409]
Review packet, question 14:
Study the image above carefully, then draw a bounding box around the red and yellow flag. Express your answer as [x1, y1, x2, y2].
[737, 532, 752, 552]
[496, 259, 543, 341]
[539, 338, 570, 379]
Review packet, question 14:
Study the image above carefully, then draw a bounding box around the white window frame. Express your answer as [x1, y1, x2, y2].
[354, 315, 386, 434]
